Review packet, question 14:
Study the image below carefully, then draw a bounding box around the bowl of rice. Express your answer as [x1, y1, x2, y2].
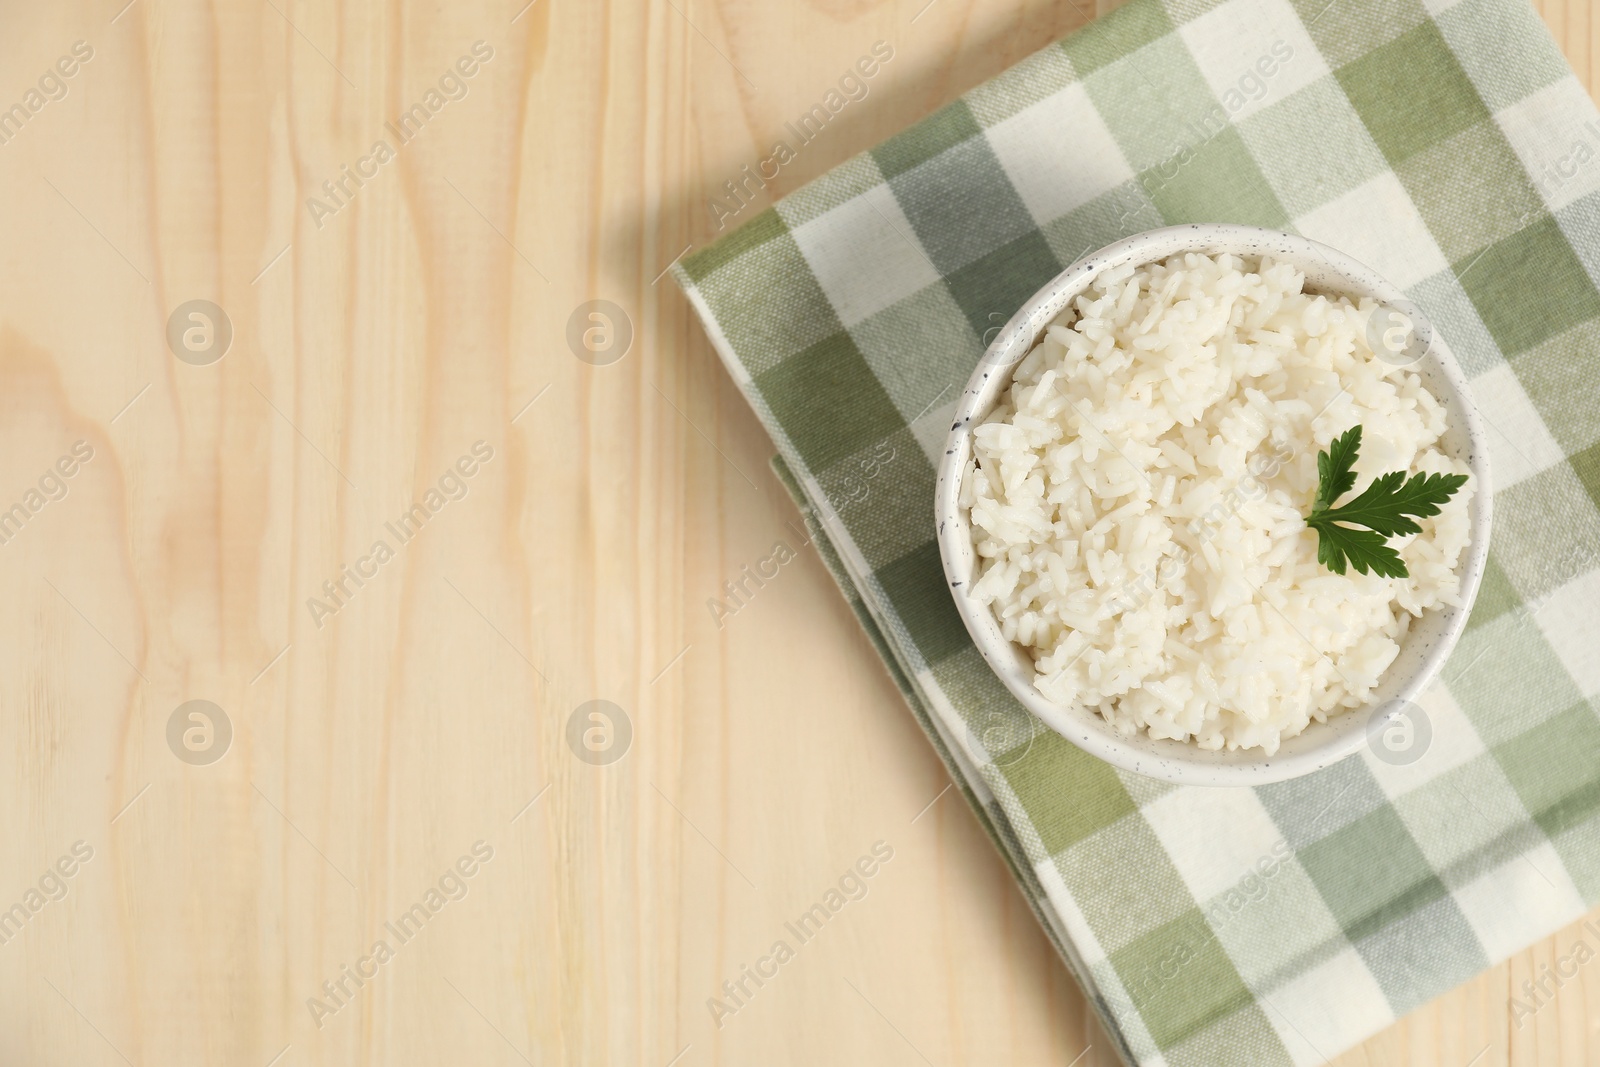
[935, 224, 1491, 786]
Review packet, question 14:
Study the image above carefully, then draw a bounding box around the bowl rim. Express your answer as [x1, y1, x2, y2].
[934, 223, 1493, 787]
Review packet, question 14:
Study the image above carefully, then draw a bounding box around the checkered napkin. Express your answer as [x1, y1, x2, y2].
[674, 0, 1600, 1061]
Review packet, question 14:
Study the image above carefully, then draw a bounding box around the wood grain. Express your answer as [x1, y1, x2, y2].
[0, 1, 1594, 1064]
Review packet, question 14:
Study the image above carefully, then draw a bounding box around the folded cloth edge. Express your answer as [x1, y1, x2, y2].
[768, 451, 1137, 1065]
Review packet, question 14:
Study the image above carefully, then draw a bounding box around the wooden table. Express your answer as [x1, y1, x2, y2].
[0, 1, 1596, 1064]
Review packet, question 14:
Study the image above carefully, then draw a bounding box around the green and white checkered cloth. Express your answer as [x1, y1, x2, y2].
[674, 0, 1600, 1061]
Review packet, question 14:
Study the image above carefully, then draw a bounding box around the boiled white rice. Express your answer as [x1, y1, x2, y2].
[961, 252, 1474, 754]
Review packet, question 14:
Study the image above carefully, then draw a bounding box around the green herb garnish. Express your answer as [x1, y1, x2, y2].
[1303, 425, 1468, 579]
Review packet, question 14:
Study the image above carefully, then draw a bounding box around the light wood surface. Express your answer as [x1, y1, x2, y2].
[0, 1, 1596, 1065]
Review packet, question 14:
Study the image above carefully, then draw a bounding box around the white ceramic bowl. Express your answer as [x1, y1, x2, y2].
[934, 224, 1493, 787]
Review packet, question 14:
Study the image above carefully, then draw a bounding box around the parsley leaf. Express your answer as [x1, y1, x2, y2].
[1313, 424, 1362, 513]
[1303, 426, 1468, 579]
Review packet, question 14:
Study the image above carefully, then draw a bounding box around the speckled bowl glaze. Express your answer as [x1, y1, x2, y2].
[934, 224, 1493, 787]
